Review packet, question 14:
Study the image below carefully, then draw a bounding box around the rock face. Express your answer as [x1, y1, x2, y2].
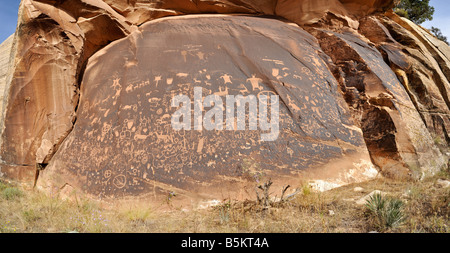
[0, 35, 14, 116]
[39, 15, 379, 198]
[0, 0, 448, 203]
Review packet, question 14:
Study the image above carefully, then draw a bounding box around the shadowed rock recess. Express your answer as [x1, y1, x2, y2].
[0, 0, 448, 203]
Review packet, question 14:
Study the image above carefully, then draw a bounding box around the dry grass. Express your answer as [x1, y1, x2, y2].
[0, 167, 448, 233]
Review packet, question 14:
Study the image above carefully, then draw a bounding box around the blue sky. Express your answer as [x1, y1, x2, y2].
[422, 0, 450, 40]
[0, 0, 448, 43]
[0, 0, 20, 43]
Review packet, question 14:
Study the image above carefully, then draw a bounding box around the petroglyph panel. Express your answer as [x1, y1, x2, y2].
[42, 16, 370, 198]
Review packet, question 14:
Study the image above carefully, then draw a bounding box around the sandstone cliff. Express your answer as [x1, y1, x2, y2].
[0, 0, 448, 203]
[0, 35, 14, 125]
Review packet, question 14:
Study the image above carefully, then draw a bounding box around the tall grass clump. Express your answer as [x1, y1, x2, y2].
[365, 193, 406, 231]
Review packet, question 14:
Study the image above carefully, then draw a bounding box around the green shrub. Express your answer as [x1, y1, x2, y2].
[0, 180, 8, 191]
[2, 187, 23, 200]
[22, 209, 41, 223]
[394, 8, 409, 18]
[365, 193, 406, 231]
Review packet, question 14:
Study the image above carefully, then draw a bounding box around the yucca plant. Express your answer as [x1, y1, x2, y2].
[365, 193, 406, 231]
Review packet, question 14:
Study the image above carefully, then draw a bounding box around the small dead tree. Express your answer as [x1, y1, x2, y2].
[255, 179, 299, 210]
[279, 185, 291, 202]
[255, 179, 273, 210]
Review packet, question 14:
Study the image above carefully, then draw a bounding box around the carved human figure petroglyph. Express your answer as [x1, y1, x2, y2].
[221, 74, 232, 84]
[154, 76, 162, 87]
[247, 75, 263, 91]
